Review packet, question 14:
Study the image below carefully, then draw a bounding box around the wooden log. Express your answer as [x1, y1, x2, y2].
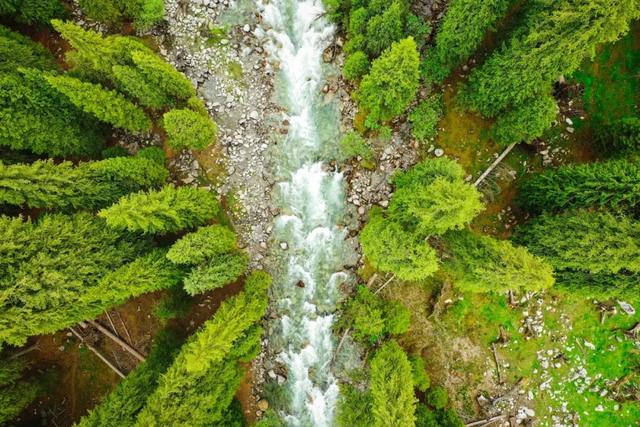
[88, 320, 146, 362]
[474, 143, 517, 187]
[69, 327, 125, 379]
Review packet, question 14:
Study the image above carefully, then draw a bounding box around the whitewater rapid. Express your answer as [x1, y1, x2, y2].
[256, 0, 348, 425]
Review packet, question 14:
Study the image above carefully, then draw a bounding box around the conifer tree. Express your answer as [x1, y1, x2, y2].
[443, 229, 554, 294]
[0, 69, 105, 156]
[597, 117, 640, 154]
[134, 271, 271, 426]
[0, 0, 65, 25]
[370, 340, 417, 427]
[44, 75, 152, 132]
[132, 51, 195, 100]
[0, 214, 182, 346]
[356, 37, 420, 126]
[460, 0, 640, 117]
[113, 65, 169, 109]
[492, 94, 558, 146]
[182, 253, 248, 296]
[99, 186, 220, 234]
[0, 25, 57, 72]
[162, 109, 218, 150]
[0, 155, 167, 210]
[422, 0, 512, 83]
[77, 330, 183, 427]
[517, 159, 640, 214]
[0, 359, 38, 424]
[514, 211, 640, 275]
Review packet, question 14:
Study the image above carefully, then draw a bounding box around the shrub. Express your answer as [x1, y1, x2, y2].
[339, 131, 373, 162]
[426, 386, 448, 410]
[344, 286, 410, 343]
[137, 146, 167, 164]
[409, 356, 431, 392]
[163, 109, 218, 150]
[409, 94, 444, 142]
[343, 51, 370, 80]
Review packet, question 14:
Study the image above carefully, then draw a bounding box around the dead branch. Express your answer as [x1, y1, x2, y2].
[625, 322, 640, 339]
[474, 143, 517, 187]
[114, 310, 133, 344]
[331, 327, 351, 365]
[9, 343, 40, 360]
[88, 320, 146, 362]
[491, 343, 503, 384]
[491, 377, 525, 406]
[366, 273, 379, 289]
[104, 310, 118, 335]
[374, 274, 396, 295]
[68, 327, 125, 379]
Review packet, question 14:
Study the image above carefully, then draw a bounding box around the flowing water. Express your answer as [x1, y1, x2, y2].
[256, 0, 349, 425]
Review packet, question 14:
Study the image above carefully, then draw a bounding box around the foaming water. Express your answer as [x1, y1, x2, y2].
[256, 0, 347, 425]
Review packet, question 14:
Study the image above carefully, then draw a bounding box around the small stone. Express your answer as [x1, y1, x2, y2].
[566, 127, 575, 134]
[434, 148, 444, 157]
[280, 242, 288, 250]
[618, 301, 636, 315]
[358, 206, 365, 215]
[249, 110, 260, 120]
[257, 400, 269, 411]
[243, 24, 251, 32]
[379, 200, 389, 208]
[565, 117, 574, 125]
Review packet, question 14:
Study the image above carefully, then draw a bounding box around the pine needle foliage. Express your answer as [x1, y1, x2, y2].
[162, 108, 218, 151]
[99, 186, 220, 234]
[0, 359, 38, 424]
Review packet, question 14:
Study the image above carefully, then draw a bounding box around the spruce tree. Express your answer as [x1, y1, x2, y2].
[134, 271, 271, 426]
[356, 37, 420, 126]
[0, 214, 182, 346]
[517, 159, 640, 214]
[370, 340, 417, 427]
[422, 0, 512, 83]
[131, 51, 195, 100]
[182, 253, 248, 296]
[0, 155, 167, 210]
[460, 0, 640, 117]
[99, 186, 220, 234]
[44, 75, 152, 132]
[492, 93, 558, 146]
[444, 229, 555, 294]
[0, 69, 105, 156]
[112, 65, 169, 109]
[0, 25, 57, 72]
[162, 109, 218, 150]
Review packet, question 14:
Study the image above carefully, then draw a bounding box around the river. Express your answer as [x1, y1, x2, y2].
[256, 0, 349, 425]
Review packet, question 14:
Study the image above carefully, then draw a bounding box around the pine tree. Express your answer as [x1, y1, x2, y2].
[460, 0, 640, 117]
[514, 211, 640, 275]
[0, 0, 65, 25]
[77, 329, 183, 427]
[166, 225, 238, 265]
[44, 74, 152, 132]
[365, 0, 407, 57]
[0, 155, 167, 210]
[356, 37, 420, 126]
[0, 69, 105, 156]
[0, 25, 57, 72]
[492, 93, 558, 146]
[182, 253, 248, 296]
[517, 159, 640, 214]
[131, 51, 195, 100]
[0, 214, 183, 346]
[443, 229, 555, 294]
[134, 271, 271, 426]
[370, 340, 417, 427]
[113, 65, 169, 109]
[422, 0, 512, 83]
[597, 117, 640, 154]
[162, 109, 218, 151]
[99, 185, 220, 234]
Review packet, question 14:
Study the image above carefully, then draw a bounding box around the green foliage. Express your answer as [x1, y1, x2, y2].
[77, 329, 183, 427]
[153, 286, 192, 323]
[408, 94, 443, 142]
[337, 384, 374, 427]
[370, 340, 417, 427]
[0, 155, 167, 210]
[45, 74, 152, 132]
[137, 147, 167, 164]
[360, 207, 439, 282]
[390, 158, 484, 236]
[514, 211, 640, 275]
[444, 229, 555, 294]
[596, 117, 640, 154]
[460, 0, 640, 117]
[134, 271, 271, 426]
[182, 252, 248, 295]
[0, 0, 65, 25]
[492, 94, 558, 146]
[166, 225, 237, 265]
[426, 386, 448, 410]
[356, 37, 420, 126]
[101, 146, 130, 158]
[365, 1, 406, 57]
[78, 0, 164, 29]
[132, 51, 195, 101]
[553, 270, 640, 300]
[422, 0, 512, 83]
[409, 356, 430, 392]
[343, 51, 370, 80]
[338, 131, 373, 162]
[113, 65, 169, 109]
[0, 69, 104, 157]
[0, 359, 38, 424]
[0, 214, 183, 347]
[343, 286, 410, 343]
[99, 185, 219, 234]
[415, 405, 439, 427]
[0, 25, 57, 72]
[517, 159, 640, 214]
[163, 108, 218, 151]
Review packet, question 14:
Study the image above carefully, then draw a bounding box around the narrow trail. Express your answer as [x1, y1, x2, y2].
[256, 0, 350, 425]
